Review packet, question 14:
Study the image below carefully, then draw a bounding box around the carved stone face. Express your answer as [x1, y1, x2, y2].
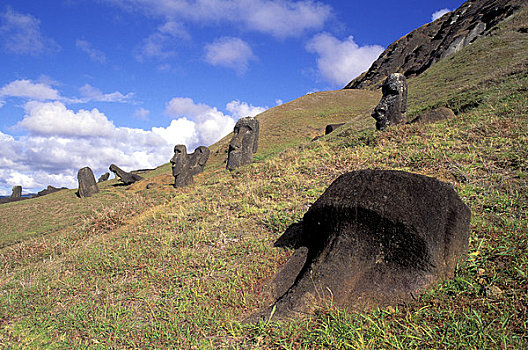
[170, 145, 188, 177]
[372, 73, 407, 130]
[227, 117, 259, 170]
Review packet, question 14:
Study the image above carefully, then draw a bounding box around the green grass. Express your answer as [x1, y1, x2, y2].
[1, 4, 527, 349]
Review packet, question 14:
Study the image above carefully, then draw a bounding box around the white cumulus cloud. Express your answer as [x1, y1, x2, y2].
[0, 79, 60, 100]
[0, 7, 60, 55]
[306, 33, 384, 87]
[431, 8, 451, 22]
[226, 100, 266, 119]
[204, 37, 256, 75]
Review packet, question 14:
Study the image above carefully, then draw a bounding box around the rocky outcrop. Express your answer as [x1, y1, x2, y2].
[254, 170, 471, 320]
[345, 0, 525, 90]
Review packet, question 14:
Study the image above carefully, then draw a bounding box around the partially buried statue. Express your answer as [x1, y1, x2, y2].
[252, 170, 471, 321]
[170, 145, 210, 188]
[372, 73, 407, 130]
[226, 117, 259, 170]
[77, 167, 99, 198]
[109, 164, 143, 185]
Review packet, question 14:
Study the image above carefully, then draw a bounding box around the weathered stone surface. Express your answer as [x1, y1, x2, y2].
[188, 146, 211, 176]
[77, 167, 99, 198]
[227, 117, 259, 170]
[109, 164, 143, 185]
[171, 145, 193, 188]
[36, 185, 66, 197]
[256, 170, 471, 320]
[98, 172, 110, 183]
[170, 145, 210, 188]
[325, 123, 345, 135]
[10, 186, 22, 199]
[345, 0, 525, 90]
[372, 73, 407, 130]
[409, 107, 456, 124]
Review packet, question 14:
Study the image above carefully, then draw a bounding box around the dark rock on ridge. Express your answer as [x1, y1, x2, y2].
[345, 0, 525, 90]
[77, 167, 99, 198]
[409, 107, 456, 124]
[109, 164, 143, 185]
[254, 170, 471, 320]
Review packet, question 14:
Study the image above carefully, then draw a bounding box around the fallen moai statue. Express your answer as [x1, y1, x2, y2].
[109, 164, 143, 185]
[227, 117, 259, 170]
[254, 169, 471, 320]
[325, 123, 345, 135]
[170, 145, 210, 188]
[409, 107, 456, 124]
[77, 167, 99, 198]
[372, 73, 407, 130]
[36, 185, 67, 197]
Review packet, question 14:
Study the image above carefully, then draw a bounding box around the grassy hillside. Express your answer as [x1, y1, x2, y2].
[1, 4, 527, 349]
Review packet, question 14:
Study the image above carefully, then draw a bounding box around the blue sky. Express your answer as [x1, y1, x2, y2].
[0, 0, 465, 195]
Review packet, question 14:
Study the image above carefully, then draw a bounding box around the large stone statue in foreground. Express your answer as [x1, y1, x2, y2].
[372, 73, 407, 130]
[77, 167, 99, 198]
[109, 164, 143, 185]
[227, 117, 259, 170]
[254, 170, 470, 320]
[170, 145, 210, 188]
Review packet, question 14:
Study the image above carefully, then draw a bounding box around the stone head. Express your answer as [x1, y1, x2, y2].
[170, 144, 188, 177]
[372, 73, 407, 130]
[229, 117, 259, 154]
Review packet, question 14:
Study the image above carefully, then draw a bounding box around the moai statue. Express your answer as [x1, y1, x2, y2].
[372, 73, 407, 130]
[170, 145, 211, 188]
[170, 145, 193, 188]
[109, 164, 143, 185]
[188, 146, 211, 176]
[10, 185, 22, 199]
[226, 117, 259, 170]
[98, 172, 110, 183]
[77, 167, 99, 198]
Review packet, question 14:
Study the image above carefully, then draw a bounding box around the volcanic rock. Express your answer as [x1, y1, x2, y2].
[409, 107, 456, 124]
[257, 170, 471, 320]
[10, 185, 22, 199]
[325, 123, 346, 135]
[77, 167, 99, 198]
[345, 0, 525, 90]
[109, 164, 143, 185]
[227, 117, 259, 170]
[372, 73, 407, 129]
[97, 172, 110, 183]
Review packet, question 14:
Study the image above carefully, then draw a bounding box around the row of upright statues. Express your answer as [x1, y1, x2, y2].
[170, 116, 260, 188]
[76, 116, 261, 197]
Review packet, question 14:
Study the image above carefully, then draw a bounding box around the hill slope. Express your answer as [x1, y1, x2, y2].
[345, 0, 526, 89]
[0, 1, 527, 348]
